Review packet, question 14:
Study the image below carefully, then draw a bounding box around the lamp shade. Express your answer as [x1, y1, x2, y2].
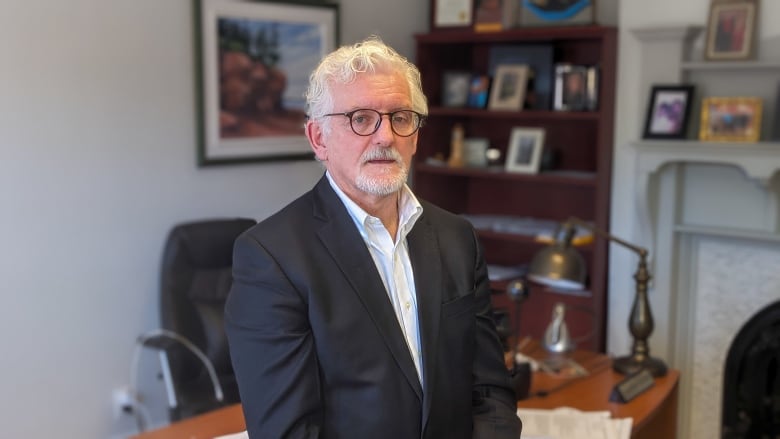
[527, 242, 586, 290]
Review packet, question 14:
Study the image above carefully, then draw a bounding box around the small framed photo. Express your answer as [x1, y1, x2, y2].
[442, 71, 472, 107]
[488, 64, 531, 111]
[467, 75, 491, 109]
[642, 85, 695, 139]
[553, 64, 598, 111]
[699, 97, 763, 142]
[505, 127, 545, 174]
[704, 0, 758, 61]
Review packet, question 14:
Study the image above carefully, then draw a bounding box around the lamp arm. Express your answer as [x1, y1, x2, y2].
[566, 217, 648, 259]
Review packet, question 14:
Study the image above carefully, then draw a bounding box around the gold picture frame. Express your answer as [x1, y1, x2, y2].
[699, 97, 762, 142]
[704, 0, 758, 61]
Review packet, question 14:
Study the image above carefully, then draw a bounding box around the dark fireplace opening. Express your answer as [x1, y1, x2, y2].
[722, 300, 780, 439]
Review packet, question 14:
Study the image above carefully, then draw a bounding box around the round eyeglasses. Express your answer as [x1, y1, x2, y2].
[321, 109, 426, 137]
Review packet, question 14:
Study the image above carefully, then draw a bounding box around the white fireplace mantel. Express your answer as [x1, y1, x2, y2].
[632, 141, 780, 265]
[636, 141, 780, 185]
[631, 139, 780, 439]
[623, 24, 780, 439]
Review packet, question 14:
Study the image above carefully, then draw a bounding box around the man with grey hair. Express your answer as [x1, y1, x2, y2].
[226, 36, 521, 438]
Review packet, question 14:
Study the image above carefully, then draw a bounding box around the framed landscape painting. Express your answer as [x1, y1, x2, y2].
[196, 0, 338, 165]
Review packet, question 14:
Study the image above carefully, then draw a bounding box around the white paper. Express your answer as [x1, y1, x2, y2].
[517, 407, 633, 439]
[213, 431, 248, 439]
[435, 0, 472, 26]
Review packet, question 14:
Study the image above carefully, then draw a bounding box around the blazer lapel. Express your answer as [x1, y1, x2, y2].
[407, 213, 443, 430]
[312, 178, 423, 400]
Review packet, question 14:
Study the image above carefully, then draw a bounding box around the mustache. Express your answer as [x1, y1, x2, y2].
[361, 148, 403, 164]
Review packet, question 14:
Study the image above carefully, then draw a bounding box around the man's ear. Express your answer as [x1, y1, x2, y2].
[305, 120, 328, 162]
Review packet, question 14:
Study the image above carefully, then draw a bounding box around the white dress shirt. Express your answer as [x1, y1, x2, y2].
[326, 172, 425, 383]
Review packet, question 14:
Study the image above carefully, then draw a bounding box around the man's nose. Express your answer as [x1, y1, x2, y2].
[373, 115, 395, 144]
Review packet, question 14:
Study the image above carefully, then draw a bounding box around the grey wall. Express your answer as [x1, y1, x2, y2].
[0, 0, 426, 437]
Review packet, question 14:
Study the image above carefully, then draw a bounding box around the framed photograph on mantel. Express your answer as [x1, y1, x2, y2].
[704, 0, 758, 61]
[196, 0, 338, 165]
[642, 85, 695, 140]
[699, 96, 762, 142]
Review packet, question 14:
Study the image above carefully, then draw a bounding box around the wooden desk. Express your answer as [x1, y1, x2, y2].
[517, 349, 679, 439]
[130, 404, 245, 439]
[132, 352, 678, 439]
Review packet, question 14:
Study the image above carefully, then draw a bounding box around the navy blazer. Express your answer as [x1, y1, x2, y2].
[225, 176, 520, 438]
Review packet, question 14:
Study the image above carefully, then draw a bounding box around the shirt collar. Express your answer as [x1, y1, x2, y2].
[325, 171, 423, 238]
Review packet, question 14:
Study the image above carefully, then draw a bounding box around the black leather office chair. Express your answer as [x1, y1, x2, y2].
[153, 217, 256, 421]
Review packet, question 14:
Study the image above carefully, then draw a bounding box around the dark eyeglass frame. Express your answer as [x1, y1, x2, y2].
[321, 108, 427, 137]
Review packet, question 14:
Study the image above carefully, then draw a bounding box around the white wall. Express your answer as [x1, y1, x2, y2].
[609, 0, 780, 356]
[0, 0, 426, 437]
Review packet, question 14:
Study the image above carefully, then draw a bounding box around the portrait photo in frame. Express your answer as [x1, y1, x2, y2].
[642, 85, 695, 139]
[488, 64, 531, 111]
[699, 96, 763, 142]
[704, 0, 758, 61]
[196, 0, 338, 165]
[505, 127, 545, 174]
[553, 64, 598, 111]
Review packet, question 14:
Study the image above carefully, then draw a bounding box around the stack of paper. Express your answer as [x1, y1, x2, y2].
[516, 407, 632, 439]
[217, 407, 631, 439]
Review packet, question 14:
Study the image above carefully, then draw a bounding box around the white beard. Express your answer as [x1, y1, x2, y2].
[356, 147, 409, 196]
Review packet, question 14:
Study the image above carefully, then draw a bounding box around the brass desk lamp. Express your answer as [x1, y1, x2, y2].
[527, 217, 667, 377]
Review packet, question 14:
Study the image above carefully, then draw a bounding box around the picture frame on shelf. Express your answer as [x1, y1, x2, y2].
[463, 137, 490, 167]
[698, 96, 763, 142]
[432, 0, 473, 30]
[488, 64, 531, 111]
[474, 0, 518, 32]
[196, 0, 338, 165]
[704, 0, 758, 61]
[642, 85, 695, 140]
[505, 127, 545, 174]
[553, 64, 598, 111]
[442, 71, 472, 107]
[488, 44, 554, 110]
[519, 0, 595, 27]
[467, 75, 491, 109]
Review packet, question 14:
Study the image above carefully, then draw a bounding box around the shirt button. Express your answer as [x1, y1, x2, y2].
[404, 301, 411, 310]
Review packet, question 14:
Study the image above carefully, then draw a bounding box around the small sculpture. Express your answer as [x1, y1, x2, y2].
[447, 123, 465, 167]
